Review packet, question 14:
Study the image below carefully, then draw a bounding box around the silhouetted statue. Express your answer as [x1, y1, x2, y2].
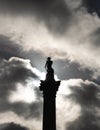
[45, 57, 54, 81]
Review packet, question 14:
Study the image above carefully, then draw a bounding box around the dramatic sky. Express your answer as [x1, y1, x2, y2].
[0, 0, 100, 130]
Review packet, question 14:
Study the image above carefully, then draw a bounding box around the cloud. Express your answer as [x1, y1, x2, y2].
[82, 0, 100, 17]
[66, 112, 100, 130]
[67, 79, 100, 106]
[9, 101, 42, 119]
[56, 78, 100, 130]
[0, 71, 99, 129]
[0, 57, 43, 119]
[1, 10, 100, 79]
[0, 35, 92, 80]
[0, 122, 29, 130]
[0, 0, 100, 80]
[53, 59, 93, 81]
[0, 34, 94, 82]
[65, 79, 100, 130]
[0, 35, 22, 59]
[0, 57, 38, 84]
[0, 0, 72, 34]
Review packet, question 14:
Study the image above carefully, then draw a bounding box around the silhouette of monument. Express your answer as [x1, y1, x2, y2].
[39, 57, 61, 130]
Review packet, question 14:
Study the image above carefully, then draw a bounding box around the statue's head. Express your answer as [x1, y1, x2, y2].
[47, 57, 51, 60]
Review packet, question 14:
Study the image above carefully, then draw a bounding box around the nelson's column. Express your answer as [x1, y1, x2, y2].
[39, 57, 61, 130]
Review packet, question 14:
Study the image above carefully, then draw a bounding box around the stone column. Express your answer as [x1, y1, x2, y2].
[40, 80, 60, 130]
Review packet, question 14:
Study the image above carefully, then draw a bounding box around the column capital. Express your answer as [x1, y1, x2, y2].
[39, 80, 61, 98]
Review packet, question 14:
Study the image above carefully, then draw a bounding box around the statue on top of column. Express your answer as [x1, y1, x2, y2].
[45, 57, 54, 81]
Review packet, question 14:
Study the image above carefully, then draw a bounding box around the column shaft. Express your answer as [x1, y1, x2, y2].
[43, 97, 56, 130]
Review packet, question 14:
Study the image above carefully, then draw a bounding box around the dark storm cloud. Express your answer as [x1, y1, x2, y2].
[0, 35, 45, 70]
[66, 112, 100, 130]
[90, 28, 100, 47]
[0, 57, 42, 119]
[0, 57, 37, 85]
[68, 81, 100, 106]
[0, 98, 42, 119]
[82, 0, 100, 17]
[0, 0, 71, 34]
[66, 80, 100, 130]
[54, 59, 93, 81]
[0, 122, 29, 130]
[0, 35, 22, 59]
[9, 101, 42, 119]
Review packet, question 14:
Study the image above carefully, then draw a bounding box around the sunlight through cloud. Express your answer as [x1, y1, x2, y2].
[9, 83, 36, 103]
